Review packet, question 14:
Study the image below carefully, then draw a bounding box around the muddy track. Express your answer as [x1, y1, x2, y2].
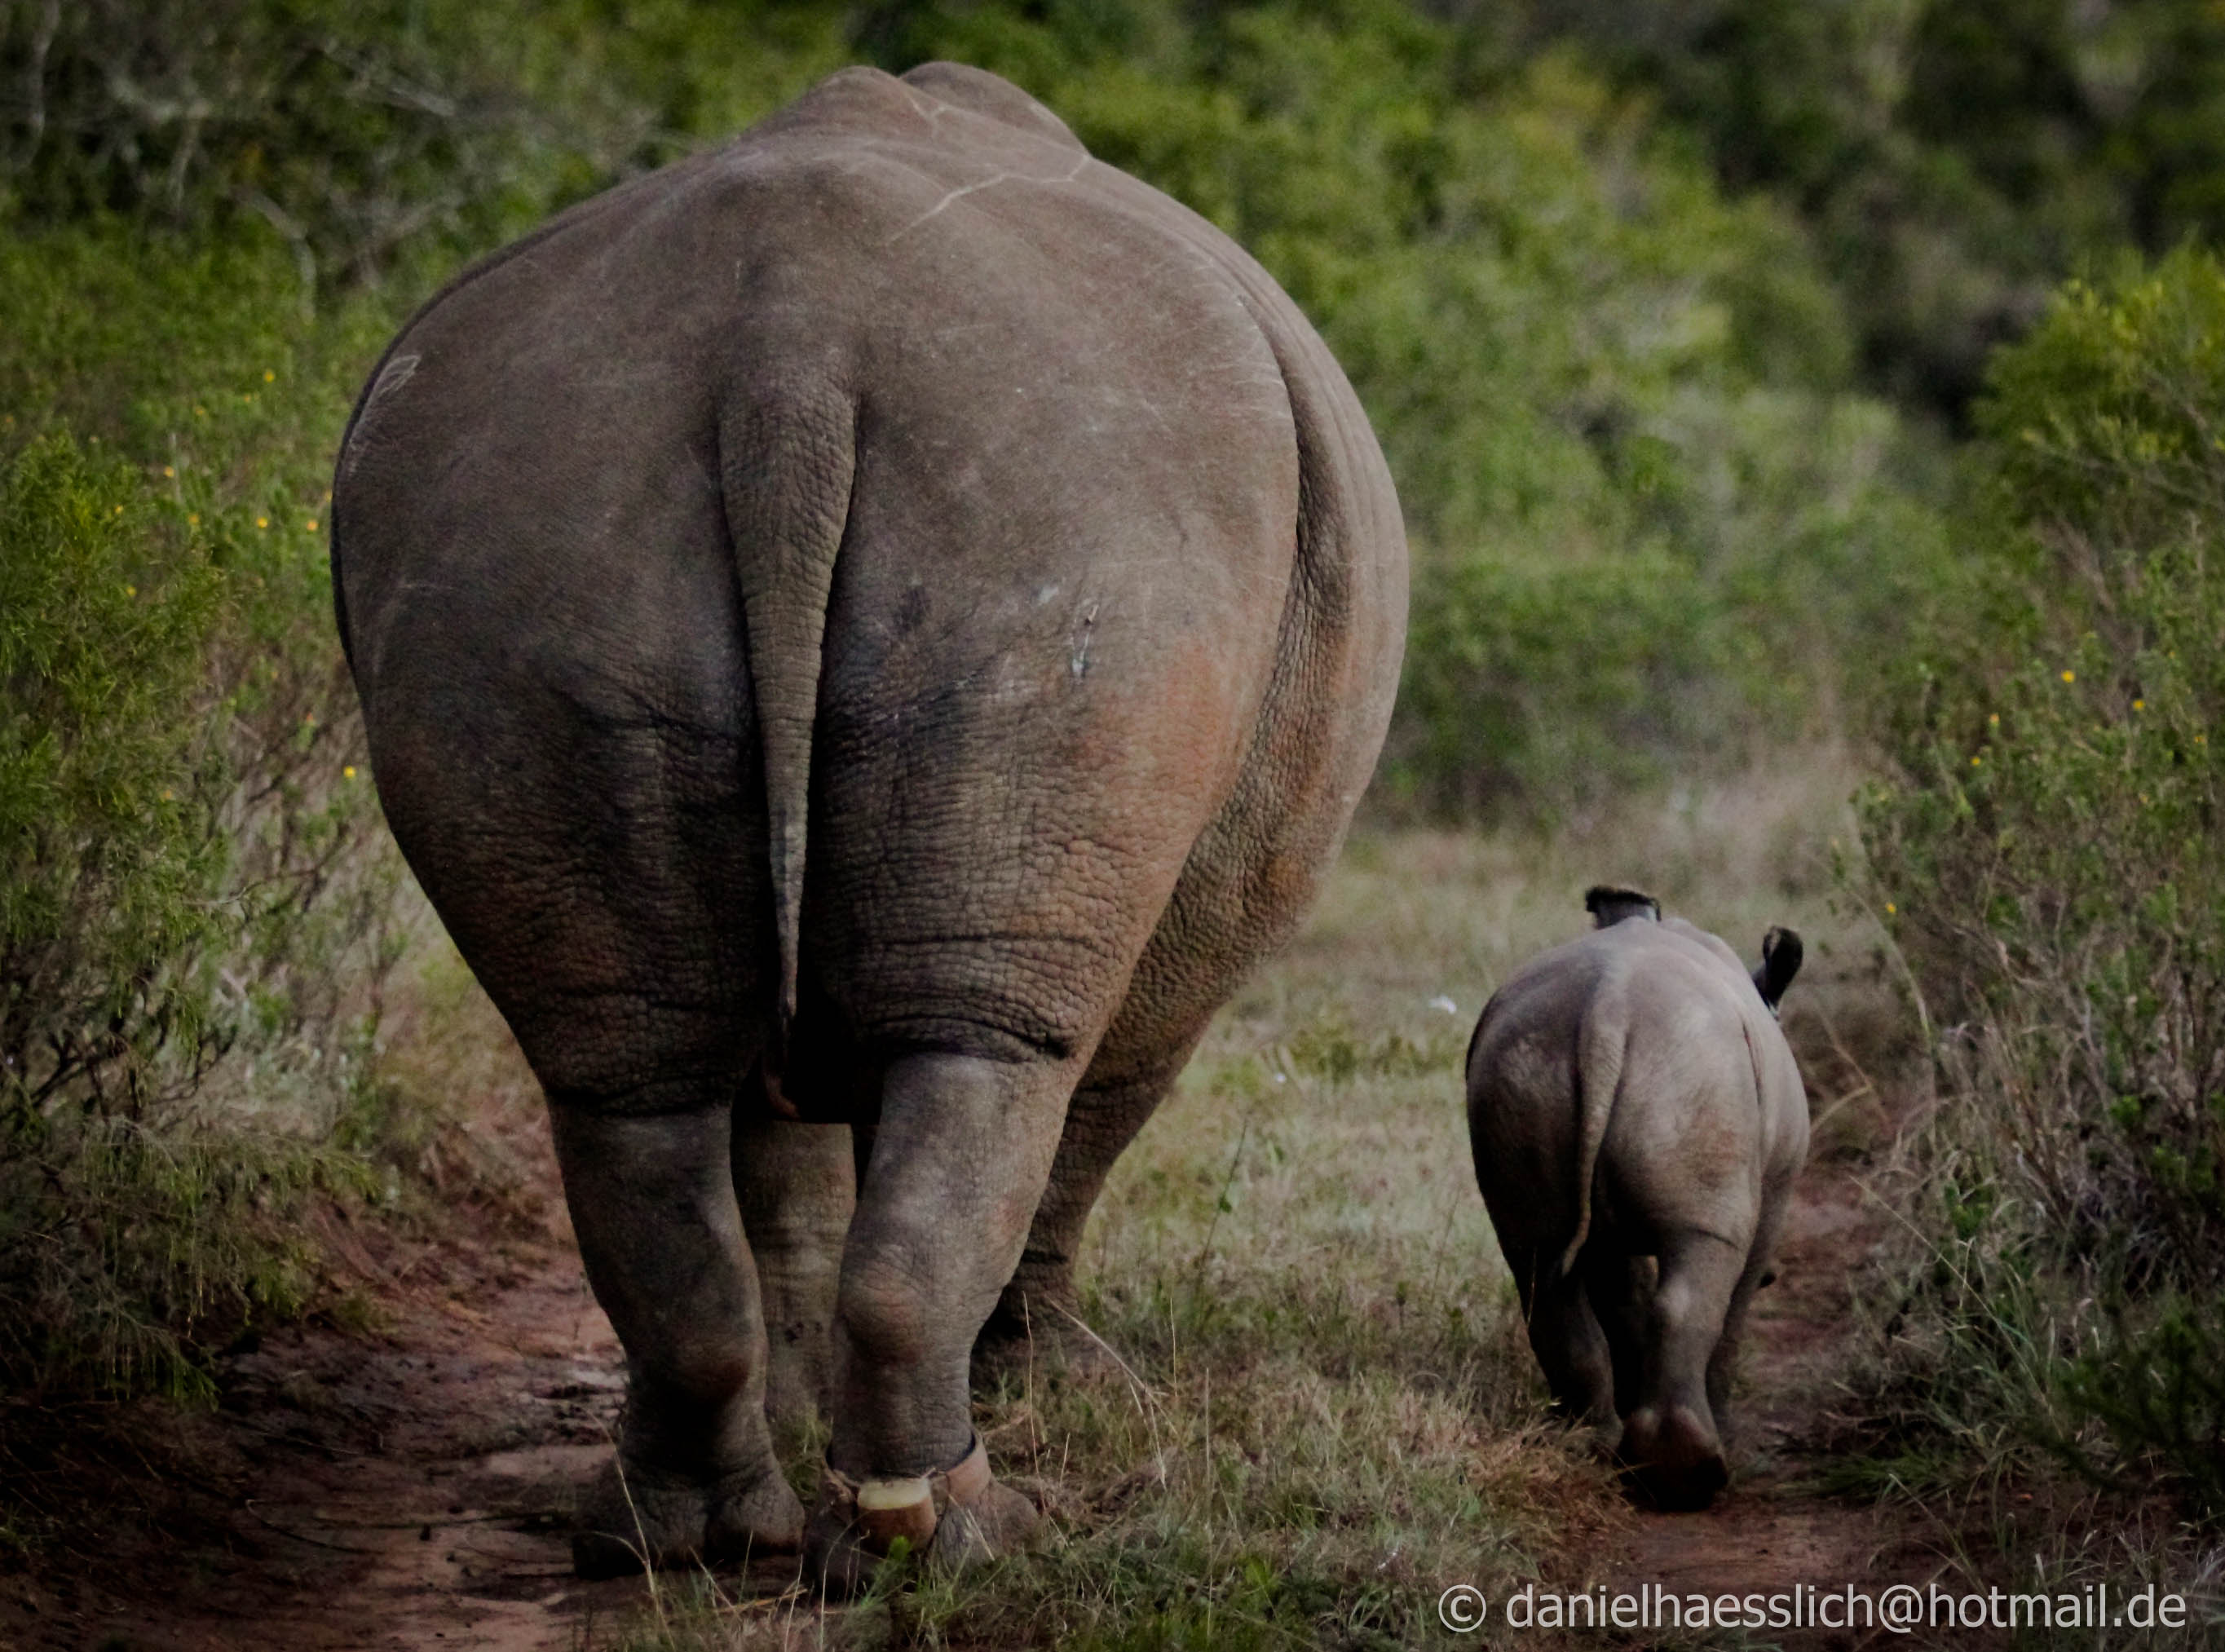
[1583, 1167, 1979, 1650]
[4, 1137, 1954, 1652]
[3, 1208, 647, 1651]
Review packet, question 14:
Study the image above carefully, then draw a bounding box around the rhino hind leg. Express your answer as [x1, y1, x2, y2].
[1581, 1248, 1656, 1420]
[1706, 1199, 1788, 1442]
[733, 1112, 854, 1431]
[805, 1051, 1067, 1591]
[972, 1059, 1189, 1389]
[551, 1103, 805, 1575]
[1617, 1229, 1743, 1510]
[1508, 1245, 1618, 1429]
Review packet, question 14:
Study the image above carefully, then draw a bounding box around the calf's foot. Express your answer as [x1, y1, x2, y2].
[1617, 1401, 1728, 1512]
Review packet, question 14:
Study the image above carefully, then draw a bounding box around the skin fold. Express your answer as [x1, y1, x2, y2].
[331, 61, 1406, 1586]
[1464, 896, 1809, 1510]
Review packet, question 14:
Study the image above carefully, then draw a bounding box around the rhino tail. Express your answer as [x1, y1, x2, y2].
[1560, 993, 1628, 1277]
[718, 385, 857, 1058]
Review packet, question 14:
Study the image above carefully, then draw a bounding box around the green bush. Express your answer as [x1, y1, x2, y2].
[1539, 0, 2225, 415]
[0, 226, 405, 1402]
[1859, 247, 2225, 1513]
[0, 0, 848, 289]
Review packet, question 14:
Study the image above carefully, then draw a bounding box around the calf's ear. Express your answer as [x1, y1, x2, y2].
[1752, 925, 1803, 1011]
[1584, 884, 1660, 927]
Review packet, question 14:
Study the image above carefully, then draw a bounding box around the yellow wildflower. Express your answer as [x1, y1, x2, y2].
[2061, 669, 2076, 683]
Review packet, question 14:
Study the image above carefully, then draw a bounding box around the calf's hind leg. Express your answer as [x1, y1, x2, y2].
[1705, 1199, 1787, 1442]
[1508, 1244, 1618, 1430]
[1581, 1247, 1654, 1420]
[1617, 1228, 1743, 1509]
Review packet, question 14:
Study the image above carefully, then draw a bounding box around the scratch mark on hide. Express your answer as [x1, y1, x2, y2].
[885, 154, 1090, 245]
[1070, 599, 1098, 681]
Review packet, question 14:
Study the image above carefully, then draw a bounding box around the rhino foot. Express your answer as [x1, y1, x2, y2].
[804, 1436, 1044, 1596]
[924, 1478, 1044, 1566]
[1617, 1402, 1728, 1512]
[573, 1457, 805, 1577]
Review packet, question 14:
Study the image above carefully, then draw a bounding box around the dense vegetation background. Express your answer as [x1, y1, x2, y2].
[2, 0, 2218, 1594]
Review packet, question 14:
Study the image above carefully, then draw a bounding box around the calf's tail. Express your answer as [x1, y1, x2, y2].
[1560, 994, 1629, 1276]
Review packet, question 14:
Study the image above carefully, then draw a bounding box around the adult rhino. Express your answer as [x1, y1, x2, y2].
[1464, 888, 1807, 1509]
[332, 62, 1406, 1587]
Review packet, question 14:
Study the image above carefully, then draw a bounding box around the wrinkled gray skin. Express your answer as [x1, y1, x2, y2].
[1464, 899, 1808, 1510]
[331, 62, 1406, 1584]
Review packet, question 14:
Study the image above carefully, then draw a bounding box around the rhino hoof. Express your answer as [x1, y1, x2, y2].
[971, 1300, 1123, 1390]
[572, 1463, 703, 1577]
[708, 1471, 807, 1561]
[804, 1437, 1043, 1595]
[1617, 1404, 1728, 1512]
[572, 1458, 804, 1577]
[925, 1478, 1044, 1566]
[1627, 1454, 1730, 1512]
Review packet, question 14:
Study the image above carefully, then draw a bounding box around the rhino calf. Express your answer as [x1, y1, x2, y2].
[1465, 886, 1808, 1508]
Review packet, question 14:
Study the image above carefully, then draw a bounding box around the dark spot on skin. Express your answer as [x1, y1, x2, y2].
[895, 585, 929, 636]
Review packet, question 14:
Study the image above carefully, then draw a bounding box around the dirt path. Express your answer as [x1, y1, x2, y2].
[4, 1115, 1952, 1652]
[3, 1204, 653, 1652]
[1580, 1163, 1981, 1650]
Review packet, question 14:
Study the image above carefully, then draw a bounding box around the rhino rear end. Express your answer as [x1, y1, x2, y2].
[333, 60, 1405, 1589]
[1464, 890, 1808, 1509]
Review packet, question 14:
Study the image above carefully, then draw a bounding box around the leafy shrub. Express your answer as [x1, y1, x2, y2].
[0, 0, 847, 289]
[0, 227, 403, 1401]
[1859, 248, 2225, 1513]
[1539, 0, 2225, 415]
